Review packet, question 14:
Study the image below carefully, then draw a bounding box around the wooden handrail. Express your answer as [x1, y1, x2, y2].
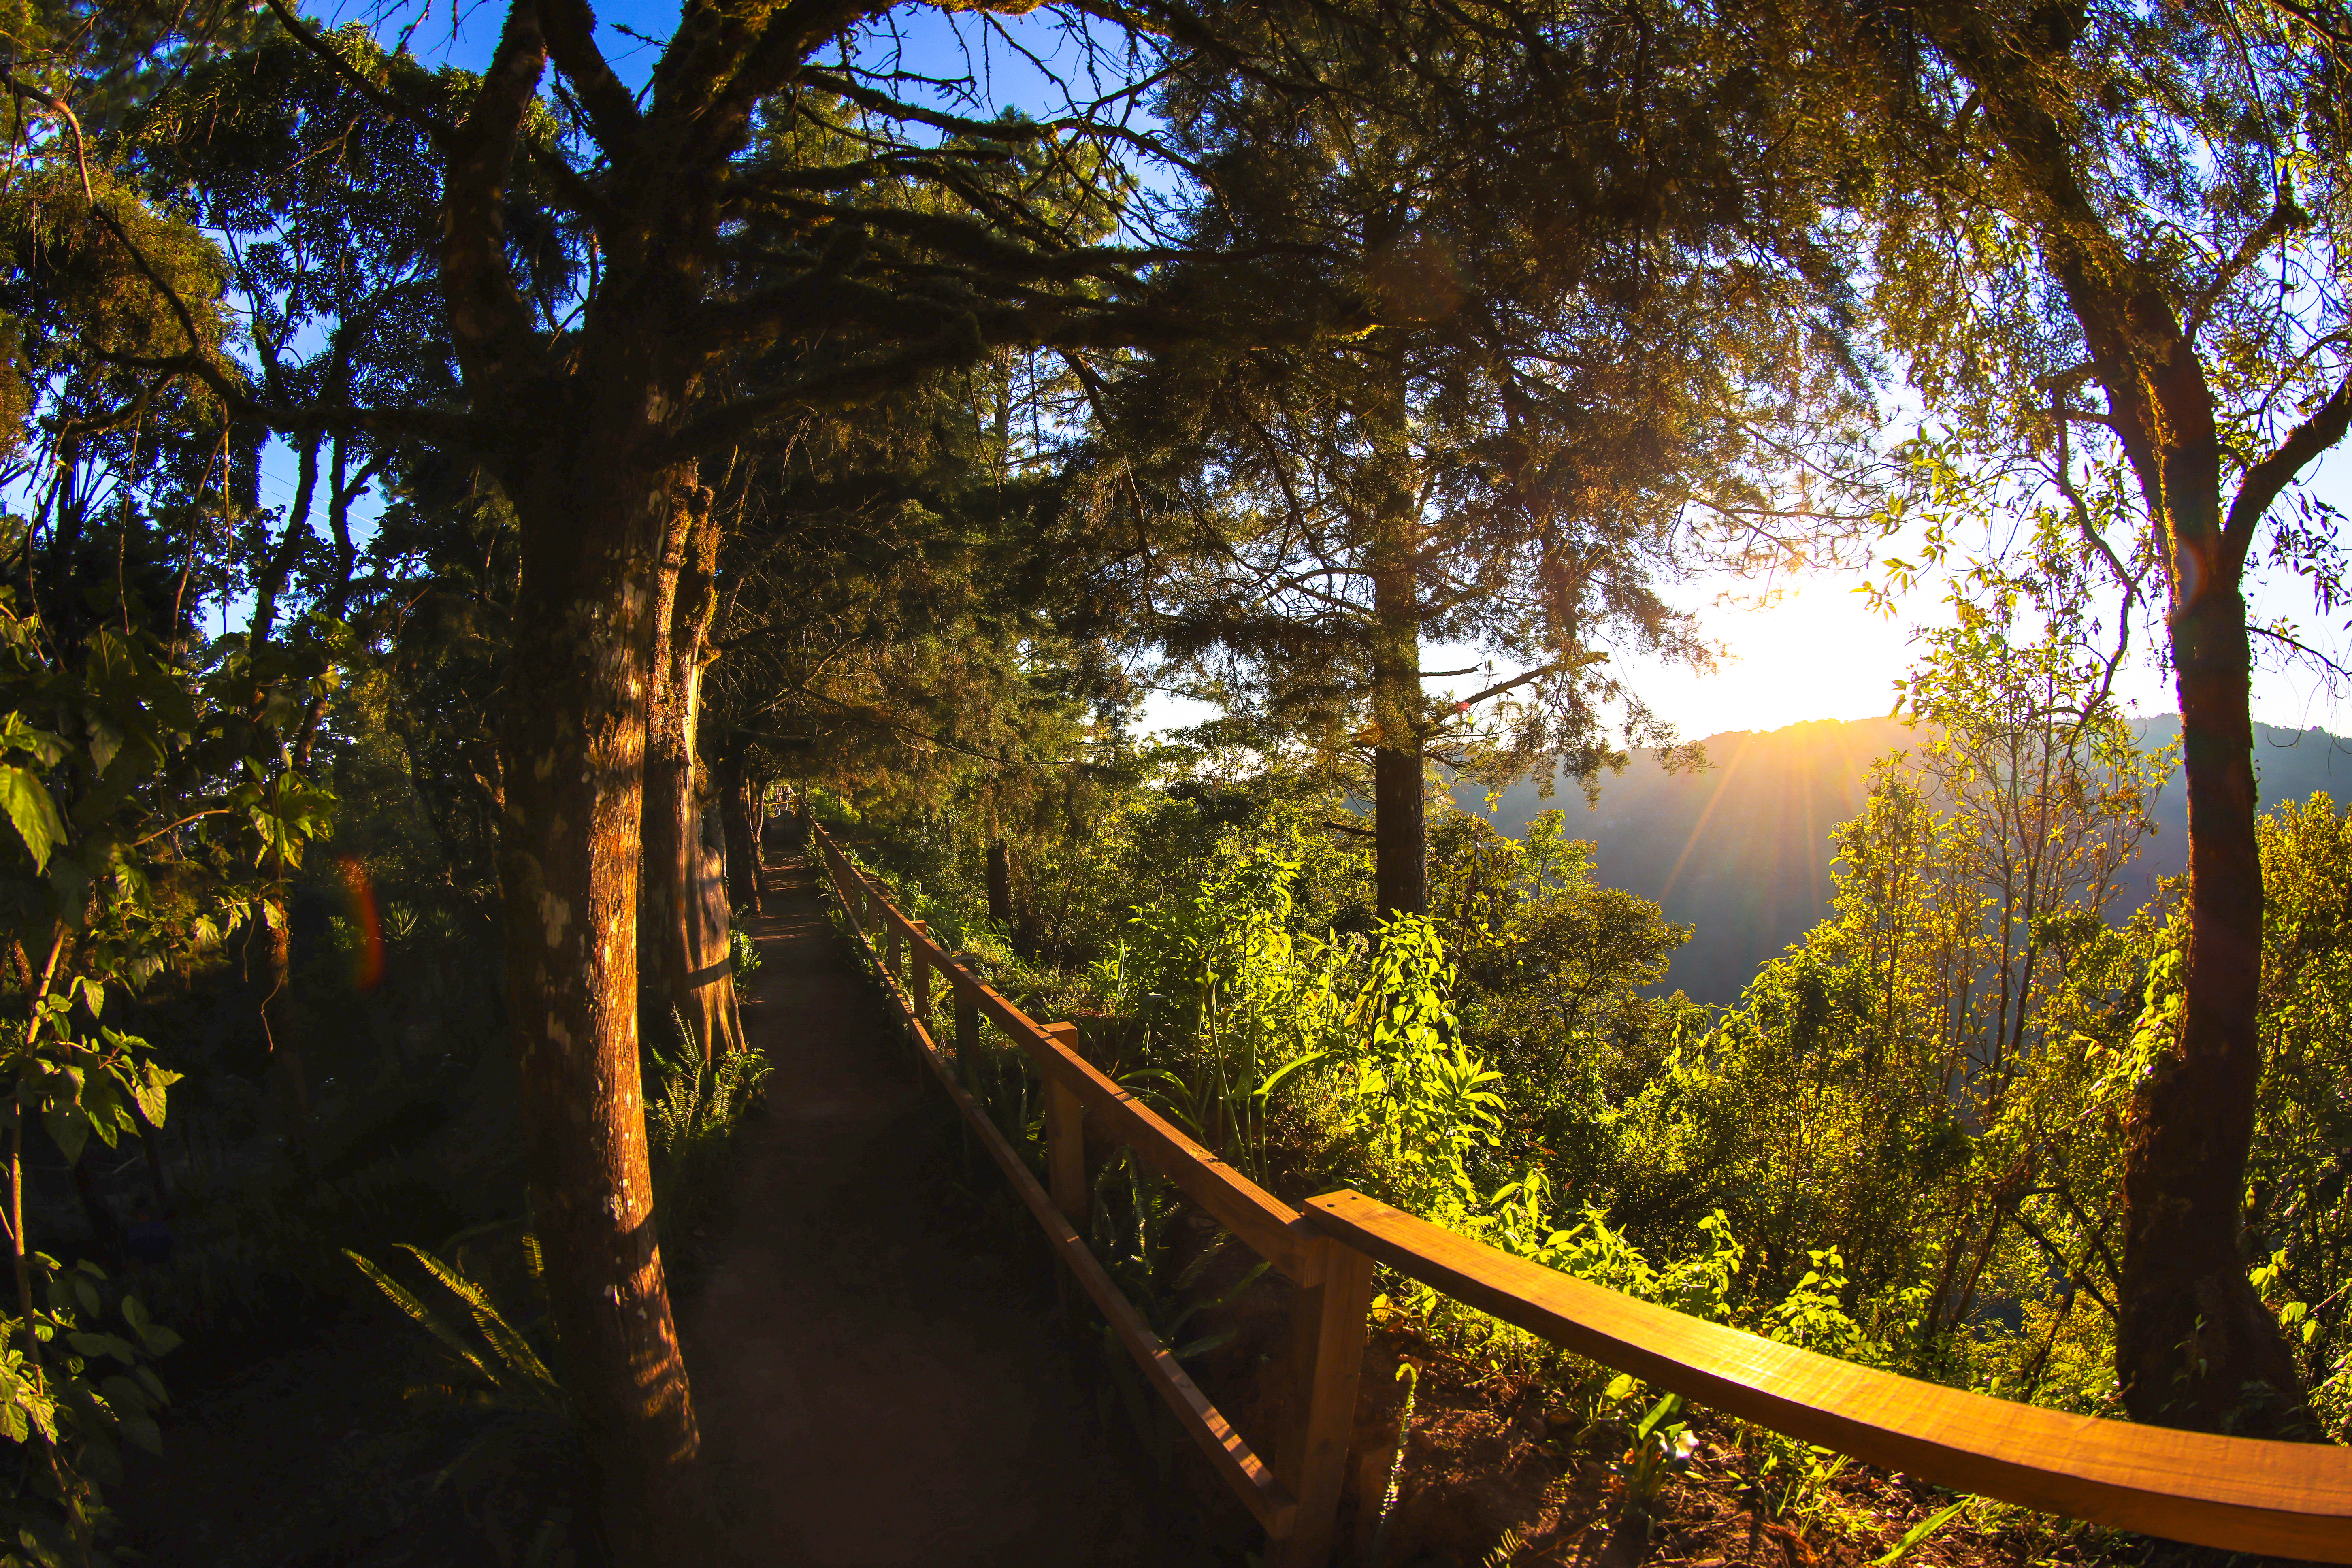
[1305, 1189, 2352, 1561]
[791, 797, 2352, 1565]
[814, 822, 1313, 1274]
[846, 886, 1298, 1532]
[799, 805, 1358, 1564]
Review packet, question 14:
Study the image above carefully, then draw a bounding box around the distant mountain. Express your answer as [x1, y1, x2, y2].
[1452, 715, 2352, 1005]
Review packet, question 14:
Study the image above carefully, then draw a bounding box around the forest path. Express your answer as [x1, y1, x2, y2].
[680, 840, 1211, 1568]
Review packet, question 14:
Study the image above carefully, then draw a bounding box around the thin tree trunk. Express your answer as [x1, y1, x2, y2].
[497, 436, 713, 1557]
[1365, 347, 1425, 920]
[715, 735, 760, 918]
[986, 834, 1013, 928]
[689, 807, 741, 1058]
[255, 908, 309, 1165]
[745, 771, 771, 905]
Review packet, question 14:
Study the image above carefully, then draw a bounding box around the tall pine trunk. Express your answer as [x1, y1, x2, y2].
[1365, 347, 1426, 920]
[640, 486, 737, 1061]
[496, 411, 714, 1557]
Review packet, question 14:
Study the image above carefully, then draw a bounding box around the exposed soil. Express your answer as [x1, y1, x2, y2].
[678, 841, 1226, 1567]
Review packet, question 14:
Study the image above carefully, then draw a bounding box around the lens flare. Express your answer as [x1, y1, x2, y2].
[339, 857, 384, 991]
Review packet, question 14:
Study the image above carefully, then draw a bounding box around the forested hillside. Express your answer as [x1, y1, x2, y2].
[1461, 716, 2352, 1001]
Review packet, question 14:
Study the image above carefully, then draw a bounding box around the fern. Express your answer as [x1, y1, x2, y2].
[346, 1246, 566, 1416]
[1479, 1525, 1527, 1567]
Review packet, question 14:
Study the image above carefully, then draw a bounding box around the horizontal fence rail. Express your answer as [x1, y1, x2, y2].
[800, 803, 1361, 1566]
[792, 797, 2352, 1566]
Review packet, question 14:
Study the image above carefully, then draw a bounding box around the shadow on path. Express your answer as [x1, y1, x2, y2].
[681, 846, 1215, 1567]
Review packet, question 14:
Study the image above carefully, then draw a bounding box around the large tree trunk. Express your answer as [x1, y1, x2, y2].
[640, 486, 737, 1062]
[1372, 742, 1425, 919]
[2117, 497, 2309, 1435]
[497, 424, 714, 1558]
[2126, 580, 2305, 1438]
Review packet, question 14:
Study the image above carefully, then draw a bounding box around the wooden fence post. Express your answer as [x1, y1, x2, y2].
[886, 918, 904, 978]
[910, 922, 931, 1018]
[1042, 1023, 1086, 1226]
[1271, 1231, 1376, 1568]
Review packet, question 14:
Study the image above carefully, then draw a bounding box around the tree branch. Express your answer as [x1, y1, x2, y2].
[441, 4, 548, 390]
[257, 0, 455, 144]
[533, 0, 641, 156]
[0, 68, 91, 200]
[96, 351, 485, 443]
[2225, 368, 2352, 569]
[1450, 662, 1565, 710]
[2185, 196, 2312, 343]
[649, 315, 988, 460]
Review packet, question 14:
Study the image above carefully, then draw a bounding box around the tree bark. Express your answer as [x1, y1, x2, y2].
[714, 734, 761, 918]
[986, 833, 1014, 928]
[1372, 742, 1425, 919]
[639, 484, 737, 1062]
[495, 424, 714, 1556]
[1365, 346, 1426, 920]
[2118, 559, 2309, 1434]
[745, 771, 771, 906]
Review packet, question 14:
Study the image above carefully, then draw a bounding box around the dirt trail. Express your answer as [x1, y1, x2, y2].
[681, 844, 1213, 1567]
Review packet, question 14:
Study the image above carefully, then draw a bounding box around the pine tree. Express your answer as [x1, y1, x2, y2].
[1079, 2, 1874, 915]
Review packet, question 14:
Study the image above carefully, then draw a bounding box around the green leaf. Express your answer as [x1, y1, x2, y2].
[64, 1331, 136, 1364]
[1871, 1499, 1969, 1565]
[117, 1412, 161, 1455]
[99, 1374, 151, 1415]
[0, 713, 66, 766]
[0, 765, 64, 871]
[398, 1246, 561, 1403]
[83, 707, 122, 778]
[123, 1059, 175, 1129]
[43, 1104, 87, 1169]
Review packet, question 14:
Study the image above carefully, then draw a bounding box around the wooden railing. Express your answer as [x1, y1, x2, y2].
[796, 799, 2352, 1566]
